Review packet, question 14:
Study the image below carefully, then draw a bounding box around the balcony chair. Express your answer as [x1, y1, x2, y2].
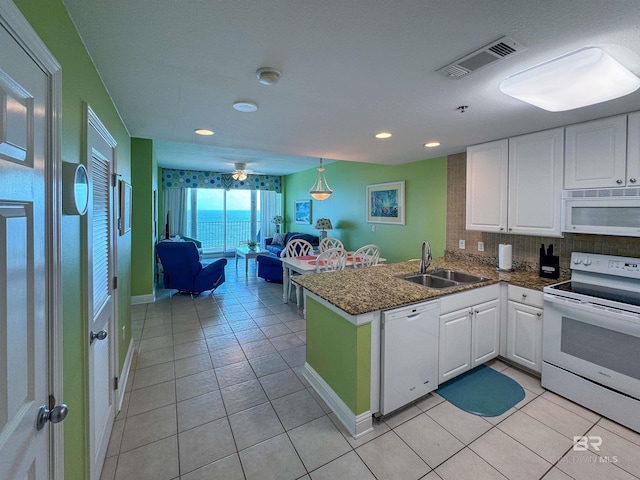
[156, 240, 227, 296]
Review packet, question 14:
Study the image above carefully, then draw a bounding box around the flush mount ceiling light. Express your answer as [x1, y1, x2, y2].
[499, 47, 640, 112]
[424, 141, 441, 148]
[309, 158, 333, 201]
[375, 132, 392, 139]
[194, 128, 214, 136]
[233, 101, 258, 113]
[256, 67, 282, 86]
[231, 162, 248, 181]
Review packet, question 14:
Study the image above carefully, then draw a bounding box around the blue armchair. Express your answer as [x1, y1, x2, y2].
[256, 254, 283, 282]
[156, 241, 227, 295]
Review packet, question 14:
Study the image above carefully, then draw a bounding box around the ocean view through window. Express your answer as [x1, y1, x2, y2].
[185, 188, 260, 253]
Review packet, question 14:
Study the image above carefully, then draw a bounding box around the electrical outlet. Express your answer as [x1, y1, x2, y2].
[122, 325, 126, 340]
[371, 225, 376, 232]
[459, 239, 466, 249]
[478, 241, 485, 252]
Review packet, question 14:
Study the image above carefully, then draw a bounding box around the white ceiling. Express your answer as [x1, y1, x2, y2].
[62, 0, 640, 175]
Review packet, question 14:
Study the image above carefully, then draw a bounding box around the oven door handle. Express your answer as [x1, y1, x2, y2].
[543, 293, 640, 321]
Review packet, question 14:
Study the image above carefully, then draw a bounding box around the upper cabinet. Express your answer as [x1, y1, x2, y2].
[626, 112, 640, 187]
[466, 139, 508, 233]
[564, 115, 629, 189]
[466, 128, 564, 237]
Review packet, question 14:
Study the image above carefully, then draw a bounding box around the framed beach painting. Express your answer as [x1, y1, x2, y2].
[294, 199, 311, 224]
[367, 180, 405, 225]
[119, 179, 132, 235]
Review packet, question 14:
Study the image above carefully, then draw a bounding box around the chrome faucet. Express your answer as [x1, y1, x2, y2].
[419, 240, 432, 274]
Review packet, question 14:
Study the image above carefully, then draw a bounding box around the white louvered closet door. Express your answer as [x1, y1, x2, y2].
[86, 106, 118, 480]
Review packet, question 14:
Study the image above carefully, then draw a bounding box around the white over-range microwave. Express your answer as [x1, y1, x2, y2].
[562, 187, 640, 237]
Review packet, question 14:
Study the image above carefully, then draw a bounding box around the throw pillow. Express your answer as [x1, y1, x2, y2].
[272, 232, 287, 246]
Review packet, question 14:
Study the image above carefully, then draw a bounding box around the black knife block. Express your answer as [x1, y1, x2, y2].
[539, 244, 559, 279]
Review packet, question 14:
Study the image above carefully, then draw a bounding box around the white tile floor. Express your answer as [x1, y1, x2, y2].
[101, 263, 640, 480]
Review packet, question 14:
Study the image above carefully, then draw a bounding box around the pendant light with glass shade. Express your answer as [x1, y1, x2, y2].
[309, 158, 333, 200]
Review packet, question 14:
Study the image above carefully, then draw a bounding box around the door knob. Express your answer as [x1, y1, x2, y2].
[36, 403, 69, 431]
[90, 329, 108, 344]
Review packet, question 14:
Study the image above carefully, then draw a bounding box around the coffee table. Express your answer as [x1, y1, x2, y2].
[235, 245, 269, 275]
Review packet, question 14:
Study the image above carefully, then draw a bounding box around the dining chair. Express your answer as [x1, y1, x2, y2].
[315, 247, 347, 273]
[352, 244, 381, 268]
[319, 236, 344, 252]
[283, 238, 314, 303]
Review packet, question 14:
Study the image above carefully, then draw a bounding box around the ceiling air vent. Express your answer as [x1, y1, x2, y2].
[437, 36, 526, 79]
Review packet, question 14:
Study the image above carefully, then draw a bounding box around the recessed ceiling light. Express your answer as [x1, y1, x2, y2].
[375, 132, 392, 139]
[194, 128, 214, 136]
[233, 101, 258, 113]
[424, 141, 441, 148]
[499, 47, 640, 111]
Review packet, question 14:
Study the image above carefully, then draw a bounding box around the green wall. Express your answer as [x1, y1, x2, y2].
[131, 138, 157, 297]
[284, 158, 447, 263]
[14, 2, 132, 479]
[306, 298, 371, 414]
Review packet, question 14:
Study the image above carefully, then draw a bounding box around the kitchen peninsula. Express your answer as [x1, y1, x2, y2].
[294, 258, 563, 438]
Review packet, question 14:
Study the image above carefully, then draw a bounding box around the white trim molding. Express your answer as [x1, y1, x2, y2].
[304, 362, 373, 439]
[131, 293, 156, 305]
[117, 340, 135, 412]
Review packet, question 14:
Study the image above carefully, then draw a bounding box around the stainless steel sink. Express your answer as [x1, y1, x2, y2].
[428, 269, 487, 284]
[399, 274, 458, 289]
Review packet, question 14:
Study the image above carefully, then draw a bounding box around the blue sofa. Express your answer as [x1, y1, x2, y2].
[256, 254, 283, 282]
[264, 232, 320, 257]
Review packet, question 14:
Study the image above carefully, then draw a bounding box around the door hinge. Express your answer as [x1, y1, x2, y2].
[112, 173, 119, 187]
[113, 377, 119, 390]
[113, 276, 118, 289]
[48, 394, 56, 410]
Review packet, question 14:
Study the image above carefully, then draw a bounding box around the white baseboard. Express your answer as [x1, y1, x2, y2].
[131, 293, 155, 305]
[117, 339, 135, 412]
[304, 362, 373, 439]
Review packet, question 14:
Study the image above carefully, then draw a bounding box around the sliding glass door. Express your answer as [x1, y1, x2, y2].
[185, 188, 261, 253]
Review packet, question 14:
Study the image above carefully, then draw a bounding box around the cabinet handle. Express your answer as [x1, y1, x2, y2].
[630, 178, 637, 183]
[522, 293, 527, 298]
[474, 310, 480, 314]
[499, 227, 504, 231]
[508, 228, 513, 231]
[616, 179, 623, 184]
[536, 313, 542, 317]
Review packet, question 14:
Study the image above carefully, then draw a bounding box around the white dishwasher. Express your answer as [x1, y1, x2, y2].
[380, 300, 440, 415]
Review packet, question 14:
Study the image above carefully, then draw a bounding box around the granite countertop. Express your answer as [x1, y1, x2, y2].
[294, 257, 568, 316]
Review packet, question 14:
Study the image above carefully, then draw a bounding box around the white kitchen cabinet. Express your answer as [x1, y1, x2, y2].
[471, 299, 500, 367]
[466, 139, 508, 233]
[626, 112, 640, 187]
[380, 301, 439, 415]
[466, 129, 563, 237]
[439, 284, 500, 383]
[507, 128, 564, 236]
[564, 115, 628, 189]
[506, 285, 543, 373]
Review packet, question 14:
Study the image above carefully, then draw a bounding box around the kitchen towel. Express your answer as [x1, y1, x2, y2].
[498, 244, 512, 270]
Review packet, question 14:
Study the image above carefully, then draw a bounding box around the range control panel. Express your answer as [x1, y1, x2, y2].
[571, 252, 640, 279]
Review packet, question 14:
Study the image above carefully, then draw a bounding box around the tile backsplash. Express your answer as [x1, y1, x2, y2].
[446, 153, 640, 273]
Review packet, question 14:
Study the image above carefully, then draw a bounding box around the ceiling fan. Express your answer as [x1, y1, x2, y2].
[231, 162, 248, 181]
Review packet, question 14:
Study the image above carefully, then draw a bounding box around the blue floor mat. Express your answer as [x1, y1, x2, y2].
[436, 365, 525, 417]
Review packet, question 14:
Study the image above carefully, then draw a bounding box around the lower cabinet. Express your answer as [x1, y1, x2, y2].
[438, 285, 500, 383]
[506, 285, 544, 372]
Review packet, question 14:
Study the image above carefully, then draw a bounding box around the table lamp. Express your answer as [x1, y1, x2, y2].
[314, 218, 333, 239]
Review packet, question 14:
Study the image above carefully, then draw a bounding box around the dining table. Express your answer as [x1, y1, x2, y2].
[281, 253, 386, 306]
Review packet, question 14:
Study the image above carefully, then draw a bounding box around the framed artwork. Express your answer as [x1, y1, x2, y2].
[119, 179, 132, 235]
[294, 199, 311, 224]
[152, 189, 157, 240]
[366, 180, 405, 225]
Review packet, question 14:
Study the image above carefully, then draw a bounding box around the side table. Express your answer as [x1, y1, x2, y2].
[235, 246, 269, 275]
